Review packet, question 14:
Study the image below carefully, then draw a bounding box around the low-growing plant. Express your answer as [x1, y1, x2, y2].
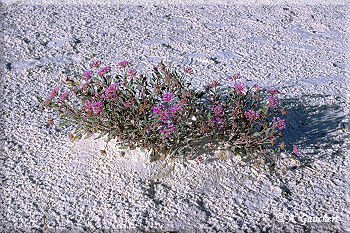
[41, 60, 303, 169]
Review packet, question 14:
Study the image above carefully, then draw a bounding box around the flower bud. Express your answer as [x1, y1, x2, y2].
[47, 118, 54, 126]
[280, 142, 286, 149]
[43, 99, 51, 105]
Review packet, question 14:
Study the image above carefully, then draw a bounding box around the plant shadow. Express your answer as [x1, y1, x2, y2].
[279, 94, 346, 164]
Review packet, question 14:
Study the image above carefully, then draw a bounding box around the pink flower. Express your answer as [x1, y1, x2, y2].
[162, 92, 175, 102]
[103, 84, 120, 100]
[272, 117, 286, 130]
[154, 102, 180, 137]
[82, 70, 93, 80]
[234, 82, 245, 94]
[154, 103, 165, 114]
[209, 80, 220, 88]
[128, 68, 137, 78]
[269, 96, 278, 108]
[91, 101, 102, 114]
[210, 116, 225, 130]
[82, 101, 92, 114]
[49, 87, 59, 99]
[90, 60, 101, 68]
[160, 110, 171, 122]
[82, 100, 102, 115]
[293, 145, 300, 157]
[80, 84, 88, 90]
[117, 61, 130, 69]
[159, 122, 175, 138]
[266, 88, 280, 95]
[253, 84, 261, 92]
[182, 66, 193, 74]
[211, 104, 224, 117]
[209, 104, 225, 129]
[59, 91, 69, 102]
[228, 73, 240, 81]
[244, 109, 259, 121]
[97, 66, 111, 76]
[123, 102, 131, 109]
[154, 104, 171, 122]
[169, 103, 182, 114]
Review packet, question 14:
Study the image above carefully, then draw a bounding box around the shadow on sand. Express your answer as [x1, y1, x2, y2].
[280, 94, 346, 164]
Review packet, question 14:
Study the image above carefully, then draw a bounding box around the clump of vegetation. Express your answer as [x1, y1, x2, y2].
[42, 60, 301, 168]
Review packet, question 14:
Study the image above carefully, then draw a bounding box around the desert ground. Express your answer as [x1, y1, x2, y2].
[1, 2, 349, 232]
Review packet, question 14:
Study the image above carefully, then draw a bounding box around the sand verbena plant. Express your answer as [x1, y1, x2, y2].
[42, 60, 304, 171]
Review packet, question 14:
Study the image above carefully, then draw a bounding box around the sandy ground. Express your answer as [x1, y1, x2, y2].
[1, 2, 349, 232]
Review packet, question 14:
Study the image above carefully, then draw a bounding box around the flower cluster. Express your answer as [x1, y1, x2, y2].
[49, 87, 59, 99]
[211, 116, 225, 130]
[117, 61, 130, 69]
[170, 103, 182, 114]
[59, 91, 69, 102]
[272, 117, 286, 130]
[269, 96, 278, 108]
[82, 71, 93, 80]
[234, 82, 245, 94]
[102, 84, 120, 100]
[211, 104, 224, 117]
[98, 66, 111, 76]
[162, 92, 175, 102]
[210, 104, 225, 130]
[244, 109, 259, 121]
[90, 60, 101, 68]
[128, 68, 137, 78]
[293, 145, 300, 157]
[159, 122, 175, 138]
[82, 100, 102, 115]
[154, 103, 182, 121]
[267, 88, 280, 95]
[154, 101, 183, 138]
[154, 103, 166, 116]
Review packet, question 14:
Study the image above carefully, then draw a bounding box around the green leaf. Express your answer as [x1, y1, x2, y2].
[94, 131, 108, 140]
[84, 133, 93, 139]
[73, 125, 81, 134]
[73, 115, 81, 121]
[73, 132, 82, 142]
[58, 121, 70, 127]
[195, 91, 204, 99]
[230, 146, 236, 152]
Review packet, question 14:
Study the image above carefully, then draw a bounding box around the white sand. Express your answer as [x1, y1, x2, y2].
[1, 3, 349, 232]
